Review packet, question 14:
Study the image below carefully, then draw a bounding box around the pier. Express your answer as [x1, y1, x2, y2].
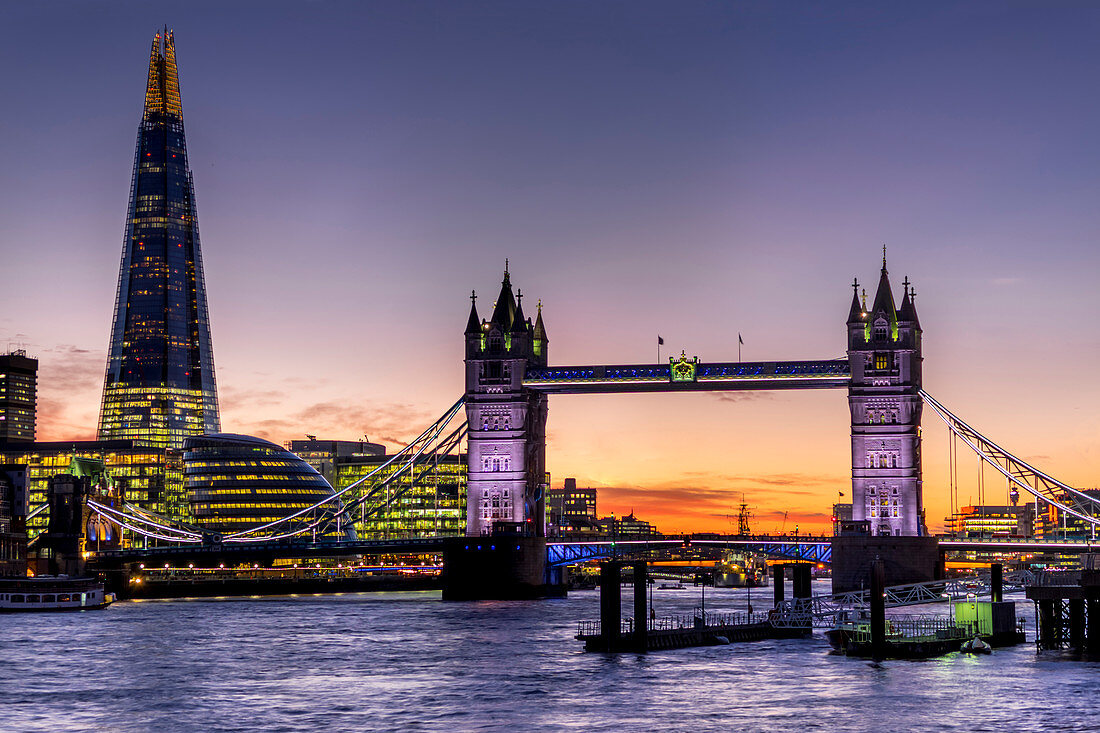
[577, 560, 809, 653]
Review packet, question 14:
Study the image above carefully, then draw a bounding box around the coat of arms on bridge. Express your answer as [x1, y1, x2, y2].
[669, 351, 699, 383]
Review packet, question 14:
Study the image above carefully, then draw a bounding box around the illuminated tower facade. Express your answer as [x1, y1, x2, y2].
[98, 30, 219, 450]
[463, 267, 549, 536]
[847, 254, 923, 536]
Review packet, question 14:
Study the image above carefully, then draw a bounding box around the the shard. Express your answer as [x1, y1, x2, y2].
[98, 30, 219, 450]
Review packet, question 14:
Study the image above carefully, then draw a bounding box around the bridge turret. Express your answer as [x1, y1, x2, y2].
[464, 266, 548, 537]
[847, 252, 924, 537]
[464, 291, 482, 359]
[532, 301, 548, 365]
[847, 278, 866, 349]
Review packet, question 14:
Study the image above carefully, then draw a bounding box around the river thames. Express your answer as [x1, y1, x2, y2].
[3, 582, 1099, 732]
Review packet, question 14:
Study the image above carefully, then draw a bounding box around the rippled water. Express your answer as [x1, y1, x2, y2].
[3, 581, 1099, 732]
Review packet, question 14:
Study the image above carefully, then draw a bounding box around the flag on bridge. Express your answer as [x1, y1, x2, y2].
[738, 333, 744, 345]
[658, 335, 664, 345]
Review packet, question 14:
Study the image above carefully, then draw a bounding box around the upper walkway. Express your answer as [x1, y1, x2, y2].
[523, 359, 851, 394]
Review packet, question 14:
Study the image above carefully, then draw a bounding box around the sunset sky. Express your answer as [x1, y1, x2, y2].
[2, 1, 1099, 534]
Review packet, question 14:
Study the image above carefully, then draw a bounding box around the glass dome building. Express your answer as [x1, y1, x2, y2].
[184, 434, 347, 537]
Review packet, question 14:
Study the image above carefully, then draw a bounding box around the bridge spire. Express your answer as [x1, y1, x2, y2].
[490, 266, 516, 328]
[511, 289, 528, 334]
[534, 300, 547, 344]
[847, 278, 864, 323]
[465, 290, 481, 334]
[870, 259, 897, 325]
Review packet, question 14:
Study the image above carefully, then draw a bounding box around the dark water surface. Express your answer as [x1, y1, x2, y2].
[3, 582, 1098, 732]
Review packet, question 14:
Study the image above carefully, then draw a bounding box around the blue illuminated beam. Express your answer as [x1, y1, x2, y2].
[546, 537, 832, 567]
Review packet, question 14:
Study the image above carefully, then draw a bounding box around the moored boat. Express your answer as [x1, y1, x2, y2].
[0, 576, 115, 612]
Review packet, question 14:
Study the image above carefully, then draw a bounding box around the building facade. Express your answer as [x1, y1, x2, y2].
[463, 268, 549, 536]
[184, 434, 343, 537]
[0, 350, 37, 444]
[286, 438, 385, 486]
[597, 512, 659, 539]
[547, 478, 598, 534]
[847, 254, 924, 536]
[832, 503, 853, 536]
[945, 505, 1034, 538]
[0, 465, 28, 575]
[332, 454, 467, 540]
[98, 30, 219, 451]
[0, 441, 182, 538]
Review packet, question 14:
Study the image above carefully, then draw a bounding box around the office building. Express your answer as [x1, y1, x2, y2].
[98, 30, 219, 450]
[184, 434, 346, 537]
[0, 441, 181, 538]
[285, 438, 385, 486]
[0, 350, 37, 444]
[333, 453, 467, 539]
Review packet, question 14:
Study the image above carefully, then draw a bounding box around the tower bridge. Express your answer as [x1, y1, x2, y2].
[74, 252, 1100, 599]
[463, 252, 923, 540]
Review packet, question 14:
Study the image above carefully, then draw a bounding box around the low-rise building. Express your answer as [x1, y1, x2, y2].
[547, 477, 599, 534]
[597, 512, 659, 539]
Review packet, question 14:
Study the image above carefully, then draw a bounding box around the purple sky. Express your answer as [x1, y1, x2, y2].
[2, 1, 1099, 532]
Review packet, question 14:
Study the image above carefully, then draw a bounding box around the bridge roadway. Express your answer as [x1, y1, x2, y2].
[522, 359, 851, 394]
[89, 534, 1100, 569]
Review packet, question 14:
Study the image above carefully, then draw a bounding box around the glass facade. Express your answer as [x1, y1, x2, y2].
[185, 434, 343, 536]
[98, 30, 219, 451]
[0, 351, 38, 443]
[333, 455, 467, 540]
[0, 441, 180, 539]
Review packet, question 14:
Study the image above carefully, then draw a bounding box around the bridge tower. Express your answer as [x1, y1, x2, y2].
[846, 252, 924, 536]
[463, 266, 549, 536]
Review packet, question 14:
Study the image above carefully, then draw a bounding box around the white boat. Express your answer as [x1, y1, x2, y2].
[960, 636, 992, 654]
[0, 576, 115, 612]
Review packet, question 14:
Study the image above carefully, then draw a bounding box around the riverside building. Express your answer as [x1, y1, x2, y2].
[184, 434, 346, 537]
[332, 454, 467, 540]
[0, 441, 182, 538]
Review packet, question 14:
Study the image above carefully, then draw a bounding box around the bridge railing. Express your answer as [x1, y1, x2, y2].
[770, 570, 1036, 628]
[577, 610, 772, 638]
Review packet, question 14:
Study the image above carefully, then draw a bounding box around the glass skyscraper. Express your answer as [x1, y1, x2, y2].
[98, 30, 219, 450]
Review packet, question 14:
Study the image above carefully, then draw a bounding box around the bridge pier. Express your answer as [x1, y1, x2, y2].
[772, 564, 785, 607]
[598, 562, 622, 652]
[1028, 554, 1100, 654]
[632, 561, 648, 653]
[831, 535, 943, 593]
[440, 537, 565, 601]
[870, 558, 886, 662]
[792, 564, 812, 600]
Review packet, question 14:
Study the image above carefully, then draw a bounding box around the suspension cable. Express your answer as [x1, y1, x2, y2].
[921, 390, 1099, 526]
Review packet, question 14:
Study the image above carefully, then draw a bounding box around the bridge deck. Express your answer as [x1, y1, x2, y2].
[523, 360, 851, 394]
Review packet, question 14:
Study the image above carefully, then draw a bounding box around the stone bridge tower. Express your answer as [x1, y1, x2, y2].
[847, 253, 924, 536]
[463, 267, 549, 536]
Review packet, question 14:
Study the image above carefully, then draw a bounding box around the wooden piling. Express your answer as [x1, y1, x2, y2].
[870, 558, 886, 662]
